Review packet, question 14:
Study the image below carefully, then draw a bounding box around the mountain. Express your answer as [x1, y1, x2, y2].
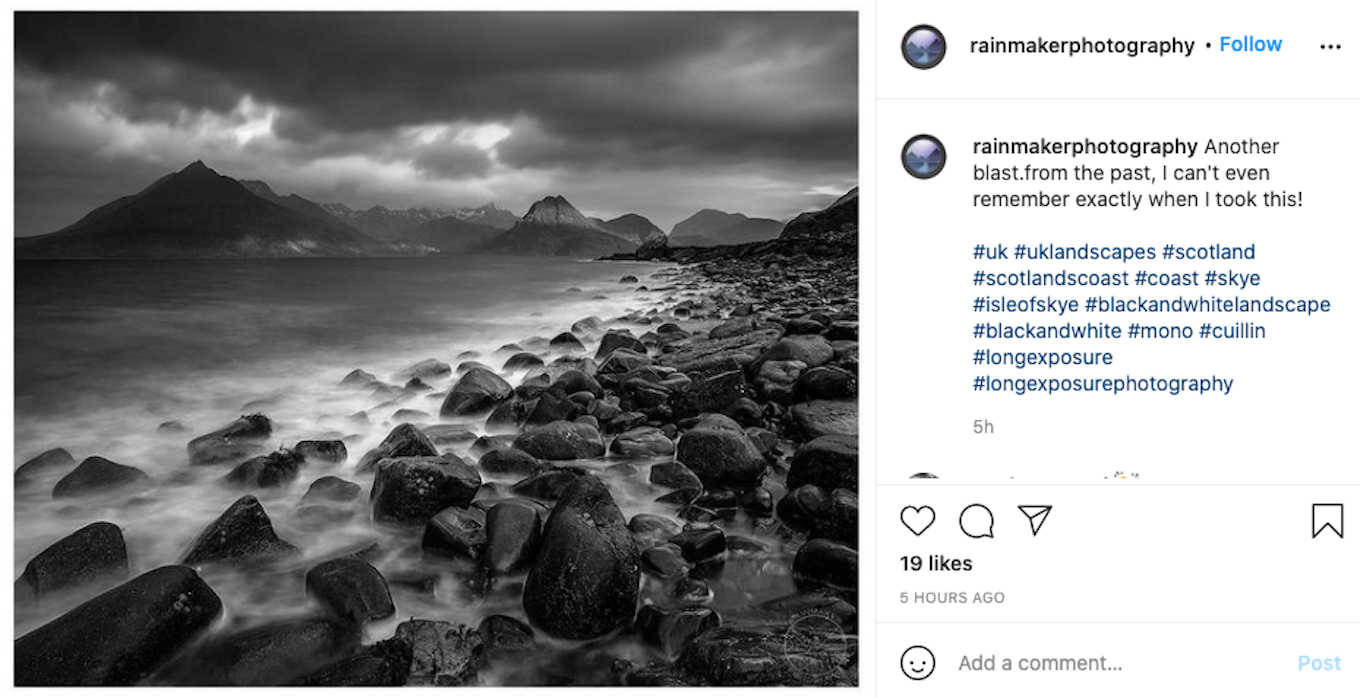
[599, 213, 662, 242]
[240, 180, 339, 223]
[668, 209, 784, 247]
[479, 196, 637, 257]
[398, 216, 501, 254]
[781, 187, 858, 240]
[321, 202, 517, 239]
[15, 161, 415, 259]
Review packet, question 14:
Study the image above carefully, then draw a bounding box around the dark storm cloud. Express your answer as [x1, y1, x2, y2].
[15, 12, 856, 235]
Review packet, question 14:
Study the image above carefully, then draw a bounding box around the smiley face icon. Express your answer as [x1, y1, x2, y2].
[901, 645, 936, 681]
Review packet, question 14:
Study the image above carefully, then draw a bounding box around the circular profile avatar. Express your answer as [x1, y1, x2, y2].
[901, 135, 947, 179]
[901, 645, 936, 680]
[902, 25, 946, 69]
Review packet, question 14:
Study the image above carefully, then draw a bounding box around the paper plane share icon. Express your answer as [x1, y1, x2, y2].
[1018, 505, 1052, 536]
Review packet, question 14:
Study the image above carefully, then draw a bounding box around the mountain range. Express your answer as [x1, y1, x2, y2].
[15, 160, 837, 259]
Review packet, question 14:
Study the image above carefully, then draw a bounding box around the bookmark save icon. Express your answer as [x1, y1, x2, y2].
[1018, 505, 1053, 536]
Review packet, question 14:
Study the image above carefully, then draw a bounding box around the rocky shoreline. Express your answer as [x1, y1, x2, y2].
[14, 214, 859, 686]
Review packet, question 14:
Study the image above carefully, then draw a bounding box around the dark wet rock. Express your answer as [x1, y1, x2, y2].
[788, 434, 858, 492]
[15, 447, 75, 485]
[678, 369, 748, 415]
[648, 460, 702, 493]
[455, 360, 494, 375]
[793, 538, 858, 592]
[762, 592, 857, 630]
[440, 367, 514, 418]
[15, 565, 222, 686]
[745, 426, 778, 457]
[478, 614, 535, 659]
[293, 439, 348, 464]
[397, 358, 451, 382]
[793, 365, 857, 402]
[301, 476, 362, 504]
[16, 521, 127, 602]
[356, 423, 438, 472]
[777, 484, 829, 531]
[305, 557, 396, 626]
[370, 455, 481, 526]
[789, 400, 858, 439]
[597, 347, 652, 374]
[606, 410, 648, 434]
[422, 424, 478, 445]
[477, 447, 542, 477]
[595, 329, 647, 360]
[640, 543, 689, 579]
[223, 449, 303, 489]
[395, 619, 485, 686]
[550, 369, 603, 398]
[52, 456, 151, 499]
[619, 275, 639, 283]
[725, 397, 765, 427]
[470, 434, 515, 457]
[549, 332, 586, 353]
[785, 317, 827, 335]
[502, 352, 545, 372]
[485, 398, 530, 432]
[523, 475, 639, 640]
[571, 315, 606, 335]
[183, 495, 297, 566]
[826, 320, 858, 341]
[756, 359, 805, 405]
[677, 626, 852, 686]
[671, 526, 727, 562]
[187, 414, 273, 465]
[813, 489, 858, 547]
[675, 414, 767, 487]
[341, 369, 378, 387]
[405, 377, 432, 391]
[609, 426, 675, 458]
[483, 500, 543, 575]
[757, 334, 834, 371]
[709, 316, 757, 339]
[628, 513, 682, 545]
[186, 617, 361, 686]
[509, 468, 581, 501]
[422, 506, 487, 560]
[524, 390, 583, 426]
[514, 372, 552, 400]
[303, 637, 412, 686]
[738, 487, 774, 516]
[513, 420, 605, 460]
[635, 605, 722, 657]
[660, 329, 781, 378]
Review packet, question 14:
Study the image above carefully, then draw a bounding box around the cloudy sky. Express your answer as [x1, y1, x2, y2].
[15, 12, 857, 236]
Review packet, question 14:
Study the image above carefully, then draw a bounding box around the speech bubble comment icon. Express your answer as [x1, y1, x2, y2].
[901, 506, 935, 536]
[959, 504, 995, 538]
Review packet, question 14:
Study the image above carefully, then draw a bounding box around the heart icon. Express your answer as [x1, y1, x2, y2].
[901, 505, 935, 536]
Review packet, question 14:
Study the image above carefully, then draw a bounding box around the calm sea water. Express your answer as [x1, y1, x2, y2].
[14, 257, 799, 681]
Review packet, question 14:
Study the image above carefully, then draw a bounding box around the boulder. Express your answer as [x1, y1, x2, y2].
[776, 484, 829, 531]
[478, 448, 542, 477]
[396, 358, 451, 381]
[677, 625, 853, 686]
[15, 566, 221, 685]
[305, 557, 395, 626]
[675, 414, 767, 487]
[513, 420, 605, 460]
[549, 369, 603, 398]
[787, 434, 858, 492]
[52, 456, 151, 499]
[813, 489, 858, 546]
[789, 400, 858, 439]
[187, 414, 273, 465]
[16, 521, 127, 602]
[300, 476, 362, 504]
[341, 369, 378, 387]
[756, 334, 834, 370]
[303, 637, 412, 686]
[597, 348, 652, 374]
[294, 440, 349, 464]
[639, 543, 689, 579]
[395, 619, 484, 686]
[608, 426, 675, 458]
[523, 390, 582, 426]
[523, 475, 639, 639]
[549, 332, 585, 353]
[677, 369, 748, 415]
[422, 424, 478, 445]
[223, 449, 303, 489]
[440, 368, 514, 417]
[671, 526, 726, 562]
[792, 538, 858, 592]
[357, 423, 439, 472]
[649, 461, 702, 497]
[634, 605, 721, 657]
[509, 469, 581, 500]
[793, 365, 857, 402]
[755, 359, 805, 405]
[15, 447, 74, 485]
[595, 330, 647, 360]
[483, 500, 543, 575]
[370, 455, 481, 526]
[182, 495, 297, 566]
[422, 506, 487, 560]
[502, 352, 545, 372]
[478, 615, 535, 658]
[190, 618, 361, 686]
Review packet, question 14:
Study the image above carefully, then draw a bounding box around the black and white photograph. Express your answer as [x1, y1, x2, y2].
[12, 11, 859, 686]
